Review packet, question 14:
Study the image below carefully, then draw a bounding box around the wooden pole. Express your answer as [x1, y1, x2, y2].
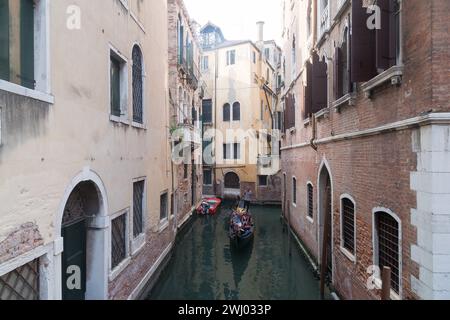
[287, 201, 292, 257]
[381, 267, 392, 300]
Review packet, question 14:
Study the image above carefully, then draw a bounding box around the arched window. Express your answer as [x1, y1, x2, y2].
[223, 103, 230, 122]
[374, 210, 401, 294]
[232, 102, 240, 121]
[341, 196, 355, 256]
[224, 172, 240, 189]
[307, 183, 314, 219]
[132, 45, 144, 124]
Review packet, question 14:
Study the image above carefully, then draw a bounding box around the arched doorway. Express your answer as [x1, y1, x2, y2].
[318, 163, 333, 283]
[60, 179, 108, 300]
[224, 172, 240, 198]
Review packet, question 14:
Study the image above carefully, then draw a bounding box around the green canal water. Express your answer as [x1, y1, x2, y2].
[148, 204, 324, 300]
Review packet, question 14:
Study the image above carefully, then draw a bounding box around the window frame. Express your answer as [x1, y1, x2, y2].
[159, 191, 169, 228]
[258, 175, 268, 187]
[203, 169, 213, 186]
[131, 44, 146, 128]
[223, 143, 241, 161]
[292, 177, 297, 207]
[0, 0, 53, 104]
[109, 209, 131, 280]
[372, 207, 402, 300]
[131, 177, 147, 254]
[306, 182, 314, 222]
[226, 50, 236, 66]
[109, 45, 129, 124]
[340, 194, 356, 262]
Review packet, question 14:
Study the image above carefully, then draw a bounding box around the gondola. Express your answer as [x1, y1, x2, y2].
[229, 201, 254, 248]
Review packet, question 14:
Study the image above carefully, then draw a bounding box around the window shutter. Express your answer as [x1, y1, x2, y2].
[312, 53, 328, 114]
[20, 0, 35, 89]
[376, 0, 391, 71]
[388, 0, 400, 67]
[0, 0, 9, 81]
[304, 61, 313, 118]
[334, 47, 342, 100]
[223, 103, 230, 122]
[351, 0, 377, 82]
[232, 102, 240, 121]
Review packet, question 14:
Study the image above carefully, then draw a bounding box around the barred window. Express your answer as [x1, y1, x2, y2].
[133, 180, 145, 238]
[341, 197, 355, 255]
[132, 45, 144, 124]
[307, 183, 313, 218]
[375, 211, 400, 294]
[111, 213, 127, 269]
[0, 259, 39, 300]
[292, 177, 297, 205]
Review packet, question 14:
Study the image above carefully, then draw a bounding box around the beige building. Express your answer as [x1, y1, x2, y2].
[0, 0, 175, 300]
[200, 22, 282, 203]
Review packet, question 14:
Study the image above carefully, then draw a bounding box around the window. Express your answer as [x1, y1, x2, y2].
[223, 103, 230, 122]
[334, 28, 353, 100]
[201, 56, 209, 71]
[133, 180, 145, 238]
[304, 53, 328, 118]
[0, 259, 40, 300]
[110, 50, 127, 119]
[226, 50, 236, 65]
[307, 183, 313, 218]
[351, 0, 401, 82]
[203, 169, 212, 186]
[375, 211, 400, 294]
[132, 45, 144, 124]
[258, 175, 268, 187]
[264, 48, 270, 61]
[223, 143, 240, 160]
[232, 102, 240, 121]
[291, 35, 296, 72]
[111, 213, 127, 269]
[160, 192, 168, 221]
[177, 16, 184, 65]
[224, 172, 240, 189]
[202, 99, 212, 123]
[184, 164, 188, 179]
[252, 51, 256, 64]
[0, 0, 35, 89]
[292, 177, 297, 205]
[341, 197, 355, 255]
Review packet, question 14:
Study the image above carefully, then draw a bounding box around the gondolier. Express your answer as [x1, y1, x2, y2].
[243, 189, 252, 211]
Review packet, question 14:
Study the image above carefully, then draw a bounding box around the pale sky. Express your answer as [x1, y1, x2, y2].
[184, 0, 283, 45]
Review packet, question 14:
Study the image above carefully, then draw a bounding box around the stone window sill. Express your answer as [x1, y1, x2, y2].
[332, 93, 356, 112]
[131, 121, 147, 130]
[306, 216, 314, 224]
[361, 65, 404, 99]
[159, 219, 169, 233]
[110, 115, 130, 126]
[315, 108, 330, 120]
[109, 257, 131, 282]
[340, 246, 356, 263]
[0, 80, 54, 104]
[303, 118, 311, 127]
[373, 278, 401, 301]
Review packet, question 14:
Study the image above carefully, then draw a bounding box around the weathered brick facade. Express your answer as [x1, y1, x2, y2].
[280, 0, 449, 300]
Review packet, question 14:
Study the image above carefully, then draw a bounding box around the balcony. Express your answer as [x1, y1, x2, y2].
[257, 155, 281, 176]
[187, 62, 200, 91]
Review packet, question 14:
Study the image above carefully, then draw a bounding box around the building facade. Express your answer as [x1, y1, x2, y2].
[0, 0, 176, 300]
[280, 0, 450, 300]
[200, 22, 283, 204]
[167, 0, 204, 229]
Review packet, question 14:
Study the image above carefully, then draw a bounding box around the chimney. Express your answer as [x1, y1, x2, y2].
[256, 21, 265, 49]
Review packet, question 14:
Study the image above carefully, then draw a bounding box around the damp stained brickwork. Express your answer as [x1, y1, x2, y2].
[0, 223, 44, 265]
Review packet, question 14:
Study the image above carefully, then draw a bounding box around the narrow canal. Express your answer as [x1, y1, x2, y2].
[148, 203, 325, 300]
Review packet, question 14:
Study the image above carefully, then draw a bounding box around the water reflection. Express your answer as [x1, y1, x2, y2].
[148, 204, 323, 300]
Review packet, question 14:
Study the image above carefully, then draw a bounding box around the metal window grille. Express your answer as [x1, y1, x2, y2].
[111, 213, 127, 269]
[132, 46, 143, 124]
[292, 178, 297, 204]
[133, 181, 145, 238]
[377, 212, 400, 294]
[307, 184, 313, 218]
[110, 55, 121, 117]
[342, 198, 355, 254]
[0, 259, 39, 300]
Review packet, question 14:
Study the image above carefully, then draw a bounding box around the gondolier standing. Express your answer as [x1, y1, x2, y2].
[243, 188, 252, 211]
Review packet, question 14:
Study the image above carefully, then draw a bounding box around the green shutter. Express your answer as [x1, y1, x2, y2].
[0, 0, 10, 81]
[110, 57, 121, 117]
[20, 0, 34, 89]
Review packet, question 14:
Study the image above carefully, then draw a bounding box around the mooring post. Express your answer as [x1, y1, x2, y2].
[381, 266, 392, 300]
[287, 201, 292, 257]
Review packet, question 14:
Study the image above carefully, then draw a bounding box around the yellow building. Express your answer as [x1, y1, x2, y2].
[200, 22, 282, 203]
